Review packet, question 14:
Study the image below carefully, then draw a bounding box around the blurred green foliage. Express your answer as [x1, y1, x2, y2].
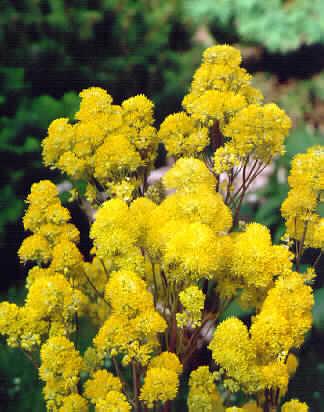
[184, 0, 324, 52]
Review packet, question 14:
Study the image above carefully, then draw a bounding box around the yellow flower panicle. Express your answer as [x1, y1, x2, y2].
[94, 269, 166, 366]
[281, 399, 309, 412]
[76, 87, 113, 121]
[158, 112, 209, 157]
[84, 369, 122, 404]
[208, 317, 258, 393]
[58, 394, 89, 412]
[163, 222, 226, 281]
[209, 271, 313, 395]
[104, 270, 153, 317]
[39, 336, 83, 409]
[230, 222, 293, 308]
[188, 366, 223, 412]
[251, 271, 314, 360]
[222, 103, 291, 161]
[43, 87, 156, 198]
[140, 367, 180, 407]
[96, 390, 131, 412]
[281, 146, 324, 250]
[90, 198, 144, 274]
[176, 286, 205, 328]
[163, 157, 216, 193]
[148, 352, 183, 375]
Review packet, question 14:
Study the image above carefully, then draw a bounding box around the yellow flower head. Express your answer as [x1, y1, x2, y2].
[209, 317, 258, 393]
[158, 112, 209, 157]
[188, 366, 222, 412]
[223, 103, 292, 161]
[39, 336, 83, 403]
[148, 352, 183, 375]
[163, 157, 216, 193]
[281, 399, 309, 412]
[84, 369, 122, 404]
[76, 87, 113, 121]
[58, 394, 88, 412]
[42, 118, 75, 166]
[202, 45, 242, 67]
[177, 286, 205, 328]
[96, 390, 131, 412]
[163, 222, 225, 281]
[105, 270, 153, 317]
[140, 367, 180, 407]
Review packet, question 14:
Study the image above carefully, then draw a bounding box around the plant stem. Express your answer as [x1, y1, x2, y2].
[132, 362, 140, 412]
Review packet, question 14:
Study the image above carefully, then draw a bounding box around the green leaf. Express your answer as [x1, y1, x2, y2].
[313, 288, 324, 332]
[219, 298, 253, 322]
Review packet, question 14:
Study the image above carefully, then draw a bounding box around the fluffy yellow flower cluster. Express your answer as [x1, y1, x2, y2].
[159, 45, 291, 179]
[187, 366, 223, 412]
[39, 336, 84, 410]
[281, 399, 309, 412]
[0, 44, 320, 412]
[84, 369, 131, 411]
[94, 269, 167, 366]
[19, 180, 79, 264]
[281, 146, 324, 251]
[140, 352, 182, 407]
[209, 271, 313, 397]
[43, 88, 157, 201]
[176, 286, 205, 328]
[226, 222, 293, 308]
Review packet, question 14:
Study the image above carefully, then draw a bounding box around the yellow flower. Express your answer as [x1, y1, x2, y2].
[39, 336, 83, 406]
[164, 222, 229, 281]
[186, 90, 246, 125]
[177, 286, 205, 328]
[163, 157, 216, 193]
[59, 394, 88, 412]
[158, 112, 209, 157]
[188, 366, 222, 412]
[148, 352, 183, 375]
[202, 44, 242, 67]
[42, 118, 75, 166]
[223, 103, 291, 161]
[84, 369, 122, 404]
[105, 270, 153, 318]
[95, 390, 131, 412]
[231, 223, 292, 291]
[50, 239, 84, 278]
[140, 367, 180, 407]
[76, 87, 113, 121]
[281, 399, 309, 412]
[209, 317, 258, 393]
[18, 234, 51, 264]
[94, 134, 142, 183]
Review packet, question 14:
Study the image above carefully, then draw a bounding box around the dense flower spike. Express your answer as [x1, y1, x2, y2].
[176, 285, 205, 328]
[188, 366, 223, 412]
[84, 369, 122, 404]
[0, 44, 320, 412]
[209, 271, 314, 396]
[58, 394, 88, 412]
[281, 399, 309, 412]
[140, 367, 180, 407]
[39, 336, 83, 409]
[281, 146, 324, 250]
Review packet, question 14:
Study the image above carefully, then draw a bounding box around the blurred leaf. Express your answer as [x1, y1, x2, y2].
[282, 125, 323, 166]
[313, 288, 324, 332]
[219, 298, 253, 322]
